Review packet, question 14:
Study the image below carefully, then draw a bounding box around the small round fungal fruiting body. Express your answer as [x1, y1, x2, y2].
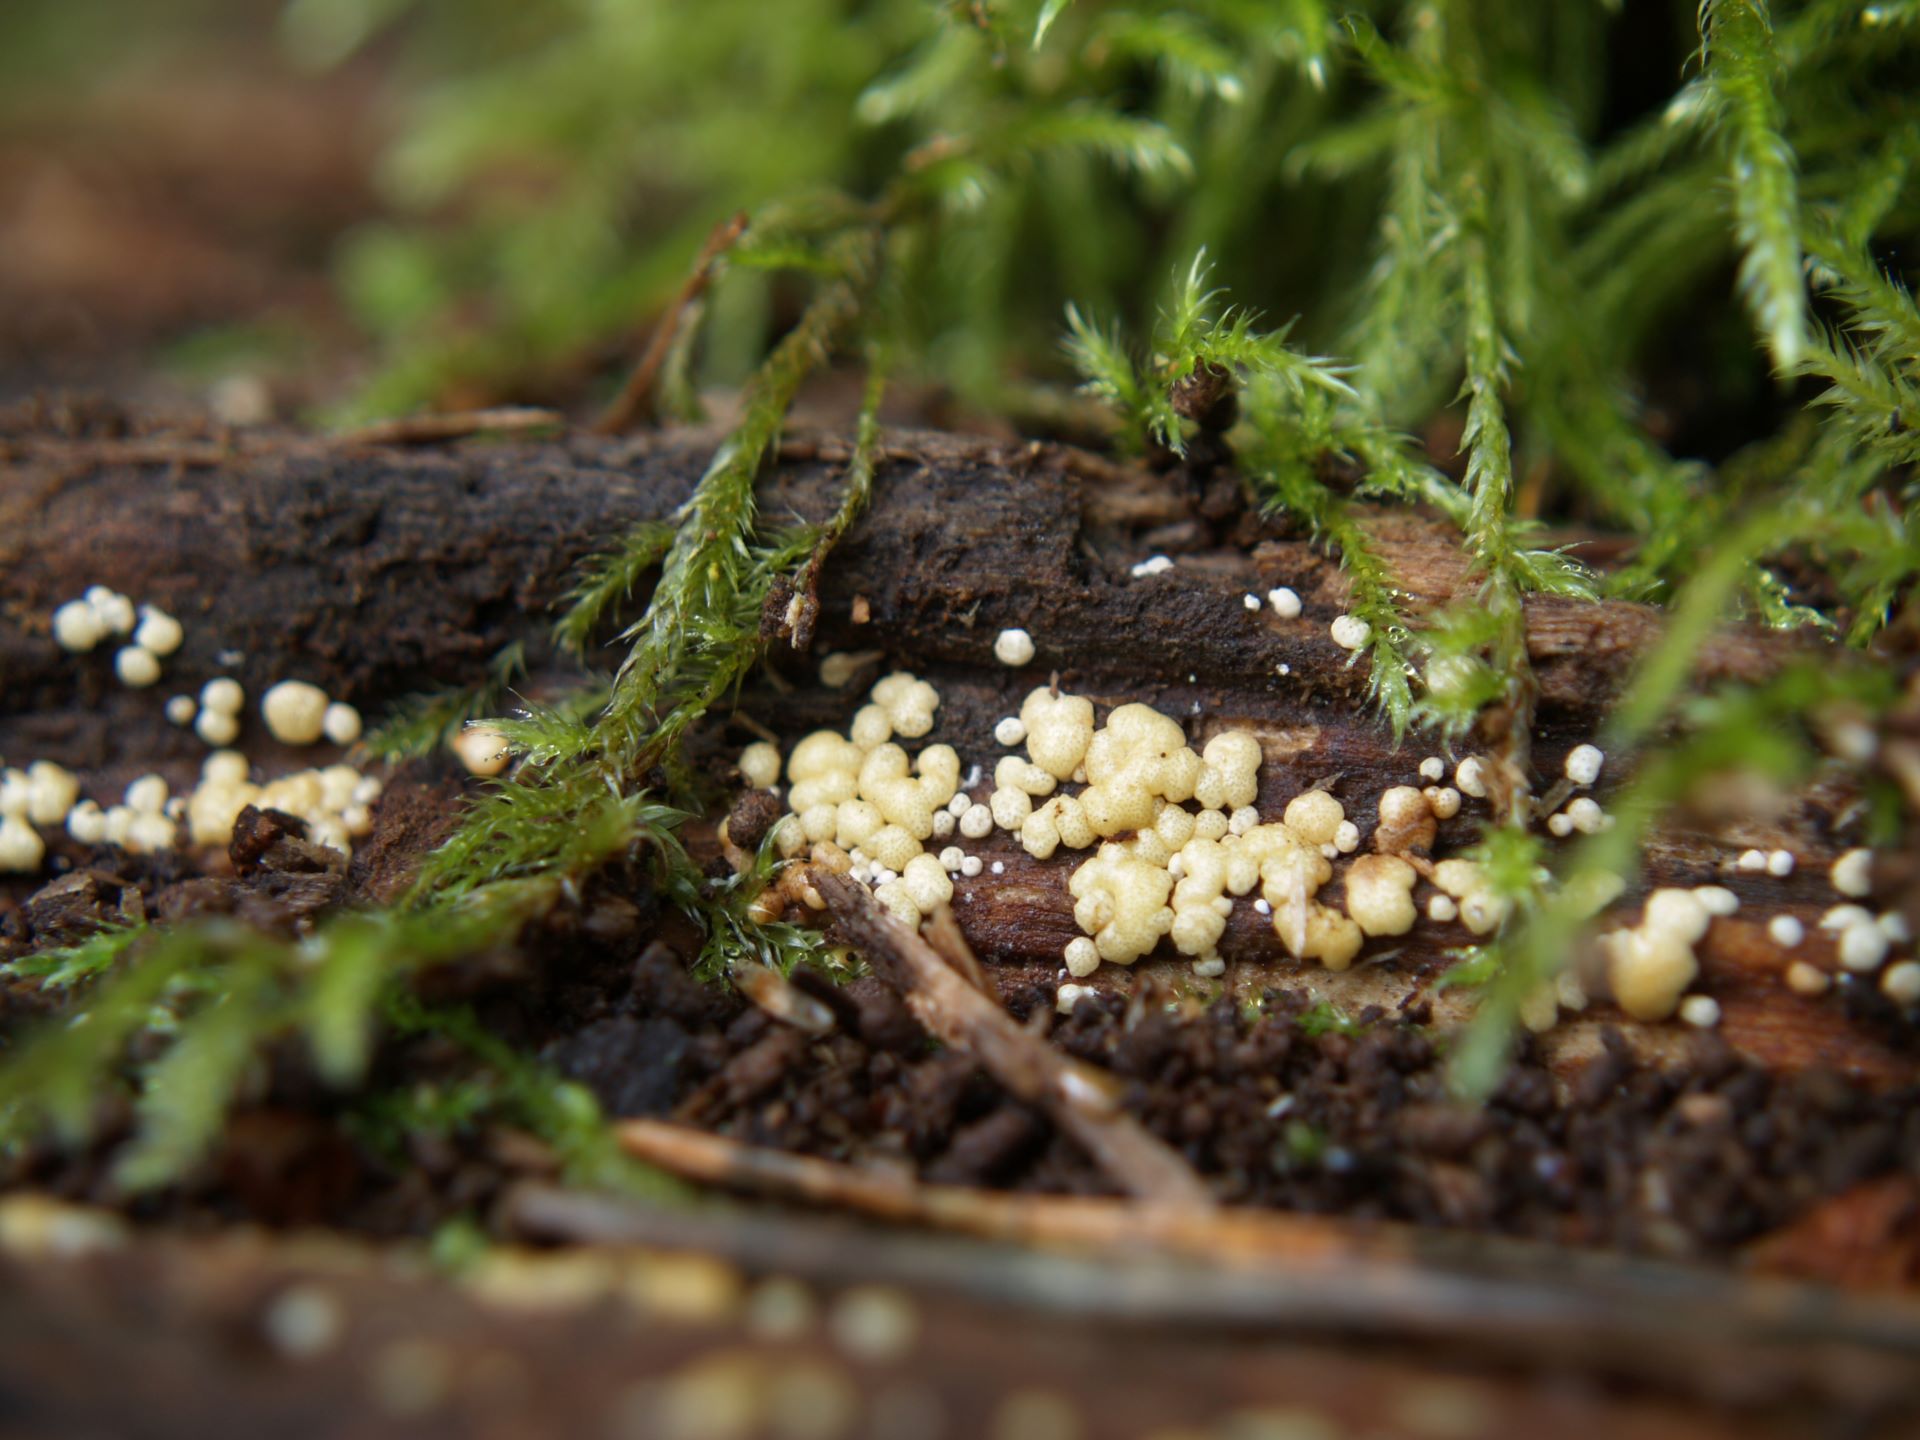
[1418, 757, 1444, 783]
[1564, 797, 1606, 834]
[1766, 850, 1795, 877]
[133, 607, 183, 656]
[86, 587, 135, 634]
[115, 646, 161, 688]
[454, 725, 512, 777]
[165, 695, 197, 726]
[322, 702, 363, 747]
[1063, 937, 1100, 978]
[1837, 922, 1890, 973]
[1678, 994, 1721, 1029]
[1329, 615, 1370, 651]
[201, 677, 244, 714]
[1130, 555, 1174, 578]
[1831, 848, 1873, 898]
[262, 680, 330, 745]
[1768, 914, 1805, 947]
[1454, 757, 1487, 799]
[52, 600, 105, 652]
[1882, 961, 1920, 1007]
[1693, 886, 1739, 917]
[1242, 594, 1261, 612]
[993, 716, 1027, 747]
[25, 762, 78, 827]
[67, 801, 107, 846]
[1736, 849, 1767, 872]
[0, 815, 45, 872]
[993, 628, 1036, 667]
[124, 774, 168, 815]
[738, 742, 781, 789]
[1785, 960, 1829, 996]
[1563, 744, 1604, 787]
[197, 709, 240, 746]
[1267, 587, 1301, 619]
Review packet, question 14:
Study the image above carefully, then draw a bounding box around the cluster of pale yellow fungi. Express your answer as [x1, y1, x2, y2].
[752, 672, 1494, 981]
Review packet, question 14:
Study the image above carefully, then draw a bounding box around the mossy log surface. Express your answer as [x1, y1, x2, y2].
[0, 412, 1905, 1083]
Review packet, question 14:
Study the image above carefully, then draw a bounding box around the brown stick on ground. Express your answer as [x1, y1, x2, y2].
[592, 211, 750, 435]
[814, 870, 1214, 1209]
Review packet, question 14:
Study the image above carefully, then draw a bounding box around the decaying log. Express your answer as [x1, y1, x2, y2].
[0, 412, 1908, 1081]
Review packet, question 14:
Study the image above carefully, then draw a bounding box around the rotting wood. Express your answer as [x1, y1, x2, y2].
[0, 413, 1905, 1082]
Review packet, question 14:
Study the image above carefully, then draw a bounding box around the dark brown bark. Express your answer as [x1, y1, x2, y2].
[0, 413, 1903, 1081]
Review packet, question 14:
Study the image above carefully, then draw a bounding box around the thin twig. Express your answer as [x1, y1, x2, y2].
[594, 211, 751, 436]
[812, 870, 1214, 1208]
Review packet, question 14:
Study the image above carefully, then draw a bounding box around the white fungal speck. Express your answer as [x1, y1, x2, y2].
[262, 681, 330, 746]
[1252, 898, 1271, 916]
[124, 774, 168, 815]
[1329, 615, 1371, 650]
[1882, 961, 1920, 1007]
[993, 716, 1027, 747]
[1563, 744, 1604, 787]
[738, 741, 781, 790]
[1063, 937, 1100, 978]
[1333, 820, 1360, 853]
[990, 861, 1005, 876]
[1831, 848, 1873, 898]
[1838, 922, 1890, 973]
[1129, 555, 1174, 578]
[1243, 594, 1261, 612]
[322, 702, 363, 747]
[1454, 757, 1487, 799]
[1191, 957, 1226, 978]
[1418, 757, 1444, 783]
[959, 804, 993, 840]
[993, 628, 1036, 667]
[0, 816, 45, 873]
[165, 695, 197, 726]
[1425, 786, 1462, 820]
[1565, 797, 1607, 834]
[453, 725, 511, 777]
[1822, 904, 1874, 932]
[1766, 849, 1795, 877]
[1768, 915, 1805, 948]
[1736, 849, 1767, 872]
[1678, 995, 1721, 1029]
[1693, 886, 1740, 917]
[52, 600, 105, 653]
[133, 607, 183, 657]
[67, 801, 107, 846]
[114, 646, 161, 689]
[1267, 587, 1301, 619]
[1427, 894, 1458, 923]
[1548, 812, 1574, 837]
[1785, 960, 1829, 996]
[196, 709, 240, 747]
[1879, 911, 1911, 943]
[85, 587, 135, 634]
[201, 678, 244, 714]
[931, 810, 955, 838]
[947, 792, 973, 817]
[960, 855, 982, 878]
